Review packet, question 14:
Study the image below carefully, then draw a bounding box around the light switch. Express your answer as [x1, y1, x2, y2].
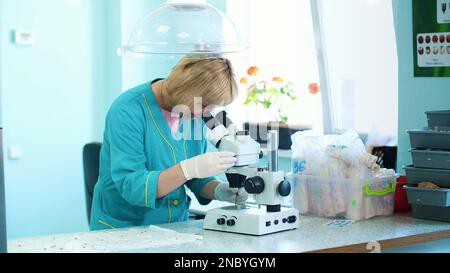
[14, 30, 36, 45]
[8, 146, 22, 160]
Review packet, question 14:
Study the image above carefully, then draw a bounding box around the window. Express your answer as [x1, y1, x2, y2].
[227, 0, 323, 134]
[313, 0, 398, 136]
[227, 0, 398, 141]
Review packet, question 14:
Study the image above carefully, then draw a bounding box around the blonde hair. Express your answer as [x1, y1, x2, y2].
[164, 55, 239, 107]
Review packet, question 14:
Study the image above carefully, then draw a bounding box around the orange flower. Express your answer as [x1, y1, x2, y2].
[308, 83, 320, 95]
[247, 66, 260, 76]
[240, 77, 249, 85]
[272, 77, 284, 83]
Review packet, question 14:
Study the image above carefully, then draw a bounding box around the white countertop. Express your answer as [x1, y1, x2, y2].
[8, 213, 450, 253]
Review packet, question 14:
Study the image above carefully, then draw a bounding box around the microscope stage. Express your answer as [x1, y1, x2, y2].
[203, 205, 299, 236]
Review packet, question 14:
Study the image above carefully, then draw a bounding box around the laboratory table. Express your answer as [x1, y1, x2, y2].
[8, 213, 450, 253]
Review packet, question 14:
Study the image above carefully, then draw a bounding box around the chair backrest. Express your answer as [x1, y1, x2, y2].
[83, 143, 102, 224]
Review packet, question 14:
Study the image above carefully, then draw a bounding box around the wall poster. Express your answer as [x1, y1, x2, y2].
[414, 0, 450, 77]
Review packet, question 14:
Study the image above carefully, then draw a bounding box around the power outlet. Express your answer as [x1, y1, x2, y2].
[14, 30, 35, 45]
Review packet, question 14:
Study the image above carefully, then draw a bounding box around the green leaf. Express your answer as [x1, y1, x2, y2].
[263, 100, 272, 109]
[266, 88, 278, 95]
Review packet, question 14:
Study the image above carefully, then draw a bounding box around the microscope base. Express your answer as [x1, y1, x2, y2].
[203, 205, 299, 236]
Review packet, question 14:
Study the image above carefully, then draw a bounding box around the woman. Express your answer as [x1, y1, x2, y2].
[90, 56, 248, 230]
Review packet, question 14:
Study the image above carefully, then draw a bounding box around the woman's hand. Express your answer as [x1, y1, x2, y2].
[180, 152, 237, 180]
[214, 182, 249, 204]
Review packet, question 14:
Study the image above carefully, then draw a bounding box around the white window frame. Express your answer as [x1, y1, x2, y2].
[310, 0, 398, 137]
[310, 0, 335, 134]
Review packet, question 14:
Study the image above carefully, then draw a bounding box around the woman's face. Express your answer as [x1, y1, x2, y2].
[179, 98, 217, 120]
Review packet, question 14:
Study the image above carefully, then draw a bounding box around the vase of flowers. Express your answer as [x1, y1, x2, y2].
[240, 66, 312, 150]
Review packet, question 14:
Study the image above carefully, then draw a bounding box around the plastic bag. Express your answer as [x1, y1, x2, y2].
[291, 130, 395, 220]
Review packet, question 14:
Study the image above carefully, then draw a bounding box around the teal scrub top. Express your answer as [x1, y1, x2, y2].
[90, 81, 219, 231]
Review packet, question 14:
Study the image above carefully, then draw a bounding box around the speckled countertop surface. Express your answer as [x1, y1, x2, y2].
[8, 213, 450, 253]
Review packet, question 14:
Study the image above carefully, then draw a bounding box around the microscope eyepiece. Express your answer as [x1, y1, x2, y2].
[215, 111, 234, 129]
[203, 111, 231, 148]
[202, 110, 234, 130]
[202, 113, 223, 131]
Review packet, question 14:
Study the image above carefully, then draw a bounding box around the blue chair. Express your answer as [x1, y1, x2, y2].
[82, 143, 102, 224]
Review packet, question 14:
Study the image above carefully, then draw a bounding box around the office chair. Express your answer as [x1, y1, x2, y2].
[82, 143, 102, 224]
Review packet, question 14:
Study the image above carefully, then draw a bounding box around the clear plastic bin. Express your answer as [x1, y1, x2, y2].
[289, 173, 396, 221]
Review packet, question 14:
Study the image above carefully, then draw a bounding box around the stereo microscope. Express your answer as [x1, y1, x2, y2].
[202, 111, 299, 236]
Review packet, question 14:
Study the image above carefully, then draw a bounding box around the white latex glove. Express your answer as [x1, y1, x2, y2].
[180, 152, 237, 180]
[214, 183, 249, 204]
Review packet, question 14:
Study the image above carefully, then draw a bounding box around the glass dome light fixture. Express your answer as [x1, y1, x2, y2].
[118, 0, 247, 58]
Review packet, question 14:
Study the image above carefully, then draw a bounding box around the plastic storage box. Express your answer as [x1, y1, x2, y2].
[405, 186, 450, 207]
[405, 186, 450, 222]
[405, 110, 450, 223]
[290, 173, 396, 221]
[407, 130, 450, 150]
[410, 149, 450, 170]
[426, 110, 450, 130]
[410, 205, 450, 222]
[403, 165, 450, 188]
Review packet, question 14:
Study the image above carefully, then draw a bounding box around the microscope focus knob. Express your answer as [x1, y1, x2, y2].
[217, 218, 226, 226]
[244, 177, 265, 194]
[278, 180, 291, 197]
